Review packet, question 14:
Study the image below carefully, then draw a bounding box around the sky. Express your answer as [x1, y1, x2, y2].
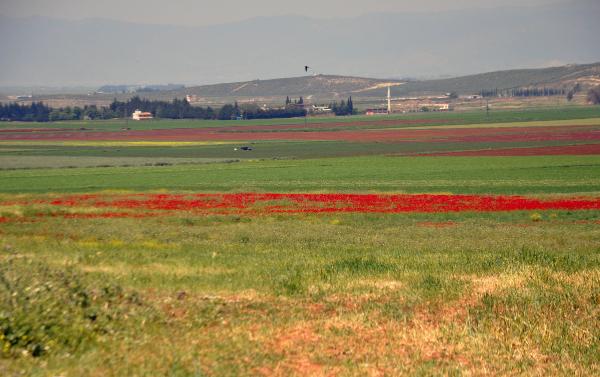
[1, 0, 597, 87]
[0, 0, 570, 26]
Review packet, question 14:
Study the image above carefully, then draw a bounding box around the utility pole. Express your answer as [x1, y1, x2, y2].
[387, 85, 392, 114]
[124, 98, 129, 127]
[304, 104, 308, 127]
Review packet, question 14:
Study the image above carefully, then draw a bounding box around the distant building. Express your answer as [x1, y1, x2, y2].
[365, 108, 388, 115]
[420, 103, 450, 111]
[132, 110, 153, 120]
[310, 105, 332, 113]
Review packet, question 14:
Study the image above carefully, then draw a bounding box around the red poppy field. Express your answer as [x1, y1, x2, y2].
[2, 122, 600, 145]
[3, 193, 600, 222]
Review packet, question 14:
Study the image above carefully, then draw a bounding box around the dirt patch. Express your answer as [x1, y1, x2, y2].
[81, 263, 234, 277]
[470, 273, 528, 295]
[265, 324, 329, 376]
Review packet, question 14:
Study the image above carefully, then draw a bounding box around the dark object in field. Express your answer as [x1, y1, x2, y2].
[588, 85, 600, 104]
[238, 146, 253, 151]
[177, 291, 187, 300]
[121, 127, 131, 130]
[79, 127, 87, 130]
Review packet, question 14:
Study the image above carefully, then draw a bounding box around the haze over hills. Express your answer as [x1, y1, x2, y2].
[2, 62, 599, 108]
[384, 62, 600, 97]
[150, 62, 600, 100]
[177, 75, 403, 98]
[1, 1, 599, 87]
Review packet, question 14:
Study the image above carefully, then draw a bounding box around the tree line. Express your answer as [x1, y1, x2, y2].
[479, 87, 567, 98]
[329, 97, 354, 116]
[0, 102, 52, 122]
[109, 97, 216, 119]
[0, 97, 307, 122]
[218, 101, 306, 120]
[285, 96, 355, 116]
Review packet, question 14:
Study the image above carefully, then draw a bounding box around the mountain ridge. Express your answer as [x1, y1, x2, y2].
[160, 62, 600, 99]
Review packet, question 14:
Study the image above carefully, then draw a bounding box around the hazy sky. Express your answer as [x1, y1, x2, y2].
[1, 0, 596, 87]
[0, 0, 571, 26]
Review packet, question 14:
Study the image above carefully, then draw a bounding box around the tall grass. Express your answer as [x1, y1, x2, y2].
[0, 210, 598, 375]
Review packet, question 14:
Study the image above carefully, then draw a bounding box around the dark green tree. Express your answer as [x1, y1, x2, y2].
[218, 104, 236, 120]
[588, 86, 600, 105]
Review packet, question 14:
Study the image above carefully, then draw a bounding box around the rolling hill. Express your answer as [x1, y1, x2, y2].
[162, 62, 600, 100]
[7, 62, 599, 108]
[176, 75, 403, 98]
[383, 62, 600, 97]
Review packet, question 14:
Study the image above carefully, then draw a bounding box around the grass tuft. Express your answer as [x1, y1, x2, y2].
[0, 253, 154, 359]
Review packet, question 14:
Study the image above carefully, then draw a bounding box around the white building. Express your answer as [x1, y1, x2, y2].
[420, 103, 450, 111]
[132, 110, 153, 120]
[311, 105, 332, 113]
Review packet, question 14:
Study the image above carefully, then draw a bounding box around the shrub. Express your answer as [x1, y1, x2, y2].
[0, 253, 151, 358]
[588, 86, 600, 105]
[274, 266, 306, 296]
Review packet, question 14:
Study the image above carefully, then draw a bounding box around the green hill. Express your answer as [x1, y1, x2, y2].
[12, 62, 600, 107]
[175, 75, 403, 98]
[382, 62, 600, 97]
[169, 62, 600, 100]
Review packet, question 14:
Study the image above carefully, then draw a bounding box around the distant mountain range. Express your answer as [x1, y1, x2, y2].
[176, 75, 401, 98]
[2, 63, 599, 106]
[1, 1, 599, 87]
[156, 62, 600, 100]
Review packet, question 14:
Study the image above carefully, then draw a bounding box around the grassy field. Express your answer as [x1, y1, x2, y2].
[1, 155, 600, 194]
[1, 203, 599, 376]
[1, 112, 599, 169]
[1, 108, 599, 376]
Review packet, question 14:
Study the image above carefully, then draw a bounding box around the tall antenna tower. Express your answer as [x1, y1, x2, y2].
[387, 85, 392, 114]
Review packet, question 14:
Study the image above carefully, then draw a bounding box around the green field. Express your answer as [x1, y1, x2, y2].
[1, 155, 600, 194]
[1, 108, 599, 376]
[2, 138, 595, 170]
[1, 106, 599, 171]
